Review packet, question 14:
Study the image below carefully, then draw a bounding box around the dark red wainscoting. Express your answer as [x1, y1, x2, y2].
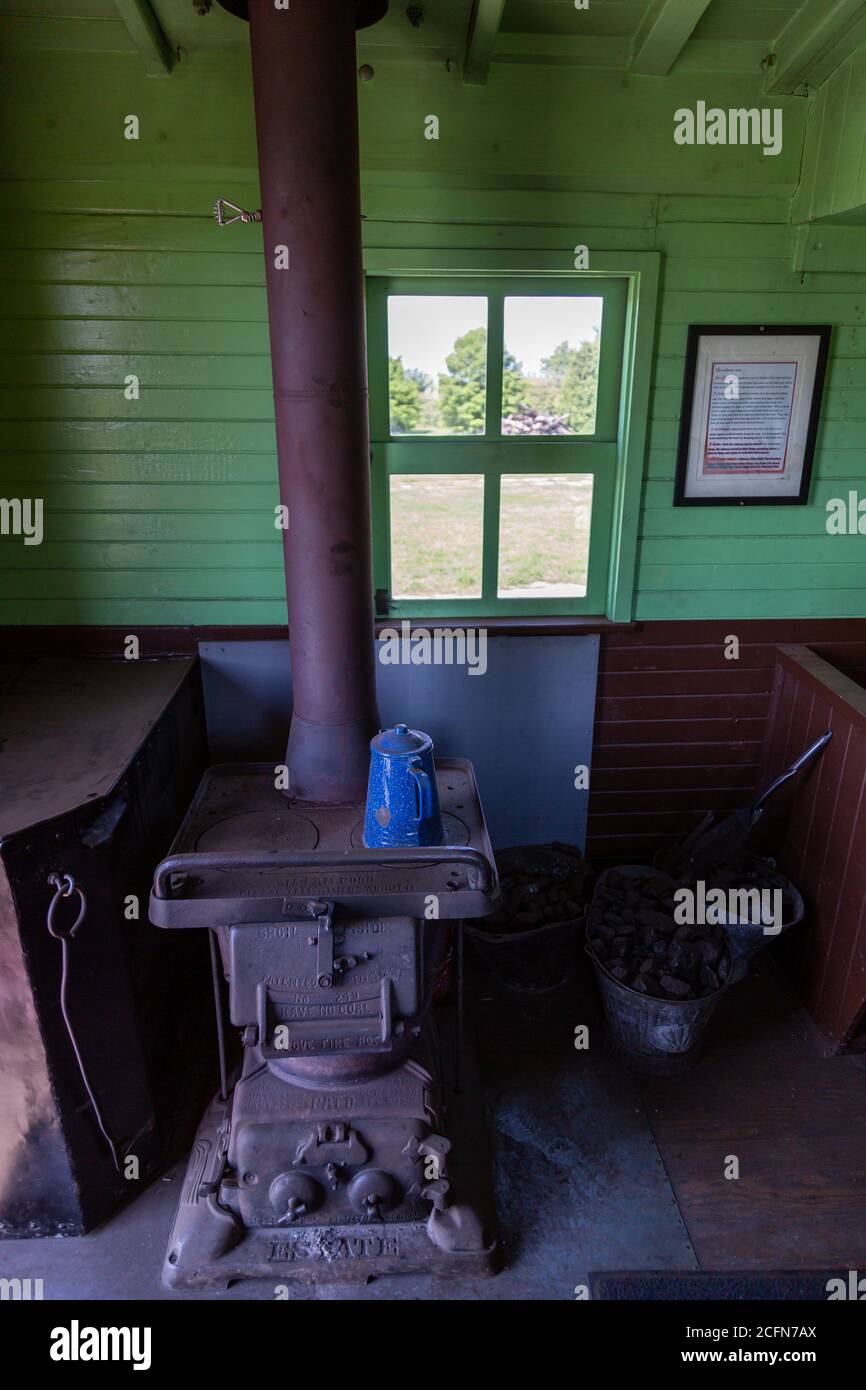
[587, 619, 866, 862]
[753, 644, 866, 1049]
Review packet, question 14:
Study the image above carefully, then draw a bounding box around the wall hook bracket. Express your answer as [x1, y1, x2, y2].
[213, 197, 262, 227]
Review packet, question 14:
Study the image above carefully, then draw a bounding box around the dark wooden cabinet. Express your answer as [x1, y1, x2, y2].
[0, 658, 215, 1236]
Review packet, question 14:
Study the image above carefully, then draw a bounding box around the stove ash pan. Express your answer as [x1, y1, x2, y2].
[149, 760, 500, 927]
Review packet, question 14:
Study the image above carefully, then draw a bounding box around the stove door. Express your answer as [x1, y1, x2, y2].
[229, 915, 421, 1058]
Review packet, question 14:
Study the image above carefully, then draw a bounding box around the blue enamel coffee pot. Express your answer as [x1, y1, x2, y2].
[362, 723, 445, 848]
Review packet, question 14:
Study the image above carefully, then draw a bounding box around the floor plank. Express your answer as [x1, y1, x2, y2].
[640, 961, 866, 1270]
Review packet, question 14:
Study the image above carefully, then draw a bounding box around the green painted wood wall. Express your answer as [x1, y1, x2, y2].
[1, 37, 865, 624]
[793, 39, 866, 226]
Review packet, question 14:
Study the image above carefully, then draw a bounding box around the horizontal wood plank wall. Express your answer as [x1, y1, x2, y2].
[754, 644, 866, 1049]
[6, 42, 866, 625]
[586, 619, 866, 862]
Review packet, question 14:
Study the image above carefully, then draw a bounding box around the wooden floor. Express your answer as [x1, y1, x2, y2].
[640, 961, 866, 1271]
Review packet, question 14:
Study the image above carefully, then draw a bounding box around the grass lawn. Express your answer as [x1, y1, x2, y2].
[389, 473, 592, 600]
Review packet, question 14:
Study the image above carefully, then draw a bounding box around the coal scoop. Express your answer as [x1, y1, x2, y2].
[587, 866, 732, 1002]
[681, 851, 805, 981]
[654, 731, 832, 882]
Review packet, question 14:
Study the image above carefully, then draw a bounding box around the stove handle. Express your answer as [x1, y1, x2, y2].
[153, 847, 495, 898]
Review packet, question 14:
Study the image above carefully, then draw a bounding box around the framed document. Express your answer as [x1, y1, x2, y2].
[673, 325, 831, 505]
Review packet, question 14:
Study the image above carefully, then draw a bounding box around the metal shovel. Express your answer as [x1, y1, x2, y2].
[687, 729, 833, 875]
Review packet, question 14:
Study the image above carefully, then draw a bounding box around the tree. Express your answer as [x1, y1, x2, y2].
[502, 345, 526, 418]
[539, 336, 599, 433]
[438, 327, 486, 434]
[438, 327, 526, 433]
[389, 355, 424, 433]
[405, 365, 432, 393]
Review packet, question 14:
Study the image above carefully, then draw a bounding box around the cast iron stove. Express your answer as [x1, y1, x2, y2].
[150, 0, 500, 1289]
[150, 762, 500, 1287]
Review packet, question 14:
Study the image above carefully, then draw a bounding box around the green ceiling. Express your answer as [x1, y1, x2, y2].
[2, 0, 866, 93]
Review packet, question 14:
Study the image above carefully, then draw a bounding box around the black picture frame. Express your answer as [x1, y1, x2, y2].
[673, 324, 832, 506]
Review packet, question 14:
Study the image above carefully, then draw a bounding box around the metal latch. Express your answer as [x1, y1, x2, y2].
[310, 901, 334, 988]
[295, 1124, 369, 1169]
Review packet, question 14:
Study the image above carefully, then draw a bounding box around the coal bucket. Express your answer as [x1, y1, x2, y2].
[587, 865, 729, 1075]
[718, 855, 805, 982]
[589, 946, 729, 1075]
[651, 847, 806, 984]
[467, 844, 593, 993]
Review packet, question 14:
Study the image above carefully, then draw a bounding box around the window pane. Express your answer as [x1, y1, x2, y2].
[501, 296, 602, 436]
[498, 474, 593, 598]
[387, 296, 488, 436]
[390, 475, 483, 599]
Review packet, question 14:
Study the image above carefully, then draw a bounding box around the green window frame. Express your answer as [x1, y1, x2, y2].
[366, 274, 629, 618]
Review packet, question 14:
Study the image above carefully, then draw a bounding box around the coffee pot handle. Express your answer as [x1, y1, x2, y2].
[409, 760, 433, 823]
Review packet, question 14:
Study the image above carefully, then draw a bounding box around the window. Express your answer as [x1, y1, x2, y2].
[366, 276, 628, 616]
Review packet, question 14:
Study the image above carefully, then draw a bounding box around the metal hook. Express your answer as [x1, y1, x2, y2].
[47, 872, 87, 940]
[45, 871, 120, 1171]
[213, 197, 262, 228]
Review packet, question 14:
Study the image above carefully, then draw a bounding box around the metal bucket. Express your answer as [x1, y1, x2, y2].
[650, 849, 805, 983]
[718, 855, 805, 982]
[590, 951, 729, 1075]
[471, 914, 582, 994]
[588, 866, 729, 1075]
[467, 843, 593, 994]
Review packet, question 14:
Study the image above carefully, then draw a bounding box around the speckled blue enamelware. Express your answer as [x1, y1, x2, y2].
[362, 723, 445, 848]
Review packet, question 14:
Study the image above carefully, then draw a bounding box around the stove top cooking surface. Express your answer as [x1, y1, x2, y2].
[150, 760, 498, 926]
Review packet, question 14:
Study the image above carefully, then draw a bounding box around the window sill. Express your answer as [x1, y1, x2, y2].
[374, 616, 636, 635]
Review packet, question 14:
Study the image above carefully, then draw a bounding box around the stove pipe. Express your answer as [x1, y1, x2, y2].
[242, 0, 387, 803]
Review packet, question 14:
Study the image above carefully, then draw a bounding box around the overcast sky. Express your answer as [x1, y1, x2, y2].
[387, 295, 603, 381]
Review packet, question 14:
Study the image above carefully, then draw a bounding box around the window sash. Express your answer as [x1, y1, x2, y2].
[366, 274, 627, 616]
[373, 441, 615, 616]
[367, 274, 627, 443]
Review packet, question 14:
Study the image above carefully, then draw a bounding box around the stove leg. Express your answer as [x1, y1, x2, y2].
[163, 1098, 242, 1290]
[427, 1203, 489, 1254]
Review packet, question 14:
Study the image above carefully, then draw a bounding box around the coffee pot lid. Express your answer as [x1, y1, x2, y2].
[372, 722, 431, 755]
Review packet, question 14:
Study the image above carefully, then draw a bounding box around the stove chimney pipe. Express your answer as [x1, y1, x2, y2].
[240, 0, 386, 803]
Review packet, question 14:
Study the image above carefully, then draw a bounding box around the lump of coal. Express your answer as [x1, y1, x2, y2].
[479, 846, 594, 936]
[636, 908, 675, 935]
[659, 973, 691, 999]
[587, 866, 731, 1001]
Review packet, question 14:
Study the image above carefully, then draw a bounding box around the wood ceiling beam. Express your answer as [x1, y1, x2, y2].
[114, 0, 174, 77]
[764, 0, 866, 95]
[630, 0, 714, 77]
[463, 0, 506, 86]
